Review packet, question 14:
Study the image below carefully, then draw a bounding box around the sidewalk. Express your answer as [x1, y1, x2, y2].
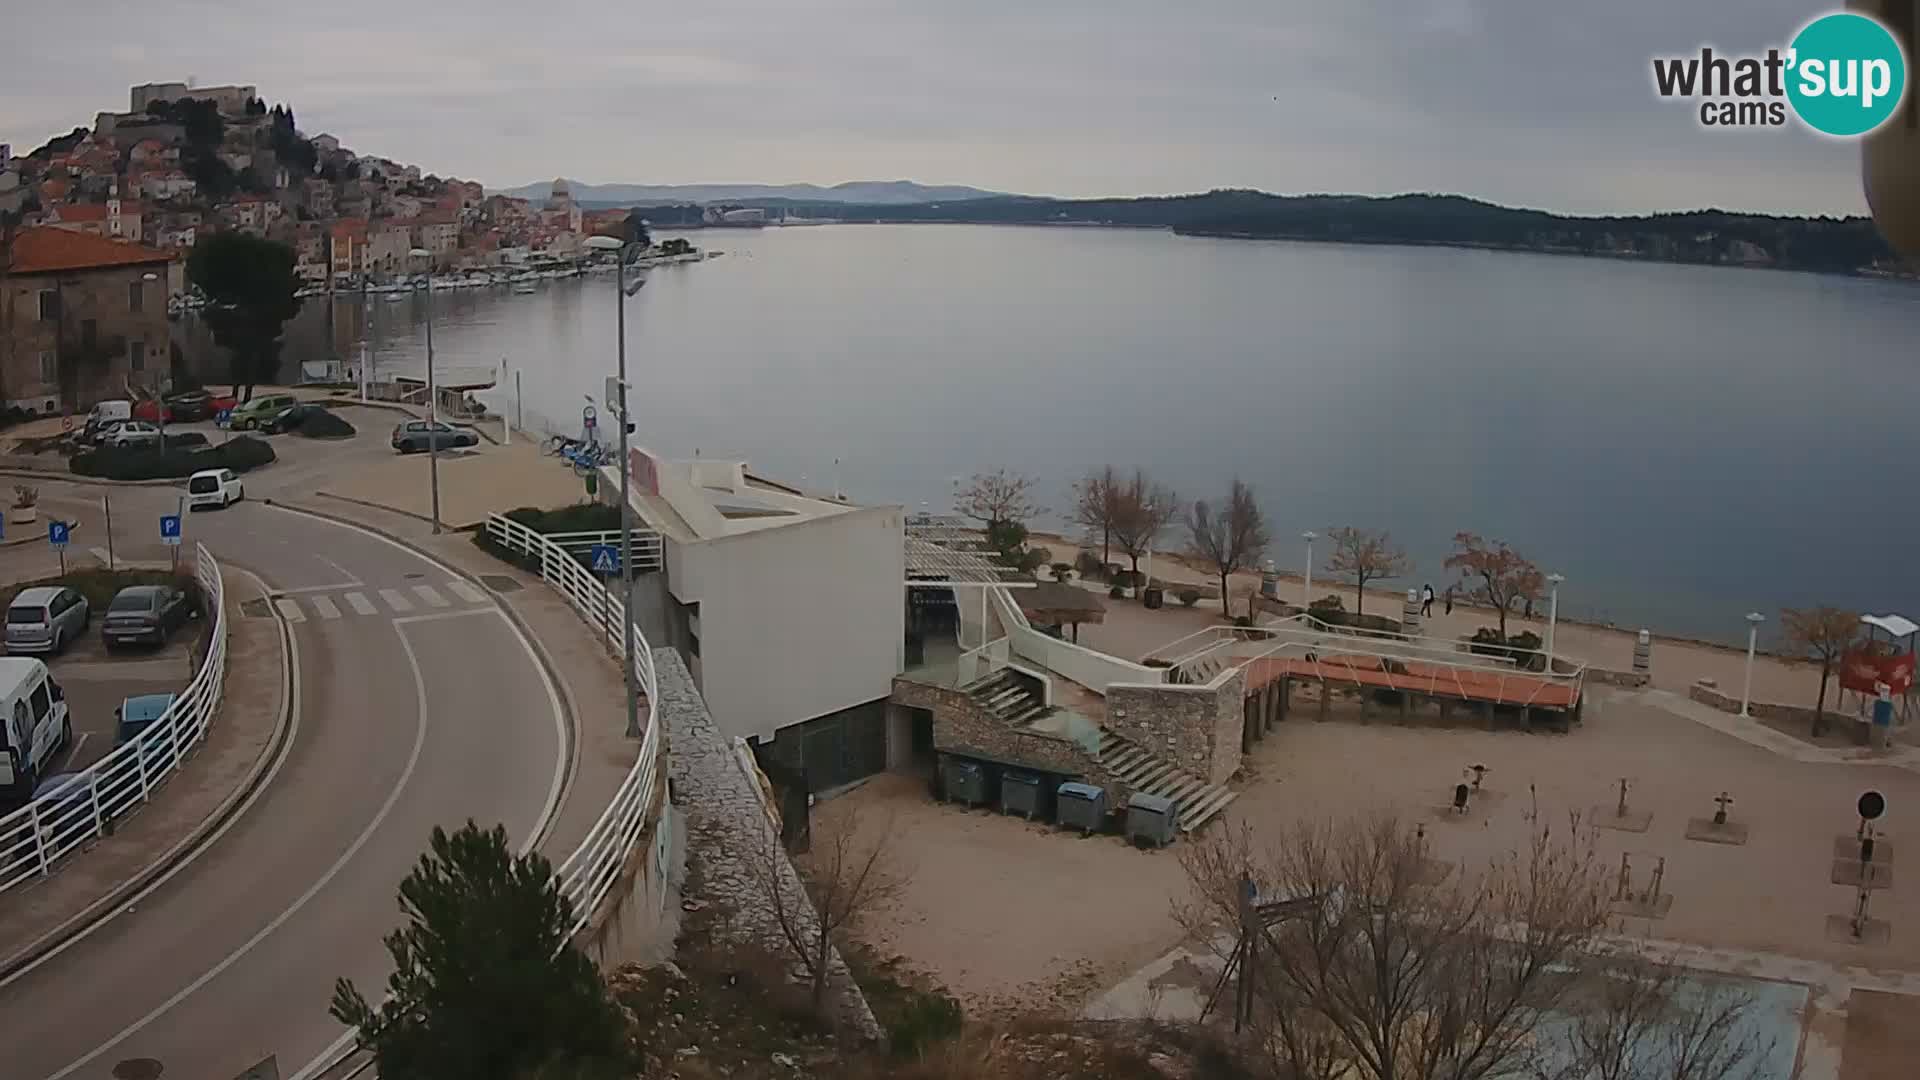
[0, 563, 289, 976]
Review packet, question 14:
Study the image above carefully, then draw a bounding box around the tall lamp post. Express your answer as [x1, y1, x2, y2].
[1301, 531, 1317, 608]
[1544, 572, 1565, 670]
[1740, 612, 1765, 718]
[585, 232, 649, 739]
[408, 249, 442, 533]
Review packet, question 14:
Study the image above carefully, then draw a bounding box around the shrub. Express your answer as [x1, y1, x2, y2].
[12, 484, 36, 508]
[0, 568, 202, 622]
[1308, 594, 1346, 614]
[1073, 551, 1104, 580]
[162, 432, 209, 451]
[473, 503, 647, 575]
[71, 436, 276, 481]
[296, 408, 357, 439]
[1050, 562, 1074, 581]
[1109, 584, 1126, 599]
[886, 991, 964, 1058]
[1178, 588, 1201, 607]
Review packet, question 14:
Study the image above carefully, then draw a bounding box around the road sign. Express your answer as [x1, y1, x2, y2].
[1860, 791, 1887, 820]
[60, 415, 73, 433]
[582, 405, 598, 431]
[47, 521, 69, 548]
[589, 543, 620, 574]
[215, 408, 233, 429]
[160, 514, 182, 546]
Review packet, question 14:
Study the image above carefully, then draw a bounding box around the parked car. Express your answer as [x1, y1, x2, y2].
[80, 399, 131, 443]
[0, 658, 70, 805]
[260, 402, 325, 434]
[103, 420, 164, 448]
[102, 585, 193, 650]
[391, 420, 479, 453]
[115, 692, 178, 748]
[130, 399, 174, 424]
[187, 468, 245, 510]
[227, 394, 298, 431]
[5, 586, 89, 656]
[162, 388, 234, 422]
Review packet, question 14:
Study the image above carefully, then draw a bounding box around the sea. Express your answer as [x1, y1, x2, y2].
[185, 223, 1920, 645]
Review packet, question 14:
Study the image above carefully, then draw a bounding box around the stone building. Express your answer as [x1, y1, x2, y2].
[1, 227, 173, 412]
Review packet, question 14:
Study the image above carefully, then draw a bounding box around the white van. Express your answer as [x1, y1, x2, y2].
[83, 399, 132, 444]
[0, 657, 71, 805]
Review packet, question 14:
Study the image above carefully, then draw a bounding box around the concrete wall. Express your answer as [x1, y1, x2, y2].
[576, 797, 681, 972]
[669, 506, 905, 743]
[1106, 669, 1245, 786]
[1688, 681, 1830, 729]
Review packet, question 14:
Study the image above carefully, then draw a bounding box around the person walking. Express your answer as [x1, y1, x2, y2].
[1421, 583, 1435, 618]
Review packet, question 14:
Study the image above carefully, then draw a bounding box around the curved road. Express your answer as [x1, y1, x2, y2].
[0, 499, 567, 1079]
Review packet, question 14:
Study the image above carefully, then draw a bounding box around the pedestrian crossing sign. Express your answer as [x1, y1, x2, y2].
[590, 544, 619, 574]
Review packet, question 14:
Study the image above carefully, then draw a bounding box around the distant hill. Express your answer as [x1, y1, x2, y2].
[493, 179, 1011, 206]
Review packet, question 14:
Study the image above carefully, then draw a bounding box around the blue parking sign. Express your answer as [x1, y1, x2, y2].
[47, 521, 69, 548]
[160, 514, 182, 546]
[215, 408, 233, 429]
[589, 544, 620, 574]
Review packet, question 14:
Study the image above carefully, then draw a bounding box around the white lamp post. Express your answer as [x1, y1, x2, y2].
[1544, 572, 1565, 670]
[1301, 531, 1317, 608]
[586, 232, 649, 738]
[1740, 612, 1765, 718]
[408, 249, 441, 533]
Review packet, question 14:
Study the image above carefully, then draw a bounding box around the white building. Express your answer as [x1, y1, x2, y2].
[613, 449, 906, 789]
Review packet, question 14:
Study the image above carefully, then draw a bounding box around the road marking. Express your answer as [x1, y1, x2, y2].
[47, 604, 429, 1080]
[343, 591, 377, 616]
[60, 731, 91, 770]
[412, 584, 450, 609]
[274, 583, 363, 596]
[316, 555, 362, 587]
[378, 588, 413, 613]
[273, 598, 306, 623]
[310, 595, 341, 620]
[89, 547, 112, 567]
[392, 608, 497, 627]
[446, 579, 487, 604]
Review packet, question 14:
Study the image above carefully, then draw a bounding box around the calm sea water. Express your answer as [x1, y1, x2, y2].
[210, 224, 1920, 644]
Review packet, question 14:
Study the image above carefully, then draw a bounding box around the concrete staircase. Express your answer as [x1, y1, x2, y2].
[965, 669, 1052, 727]
[1096, 730, 1239, 831]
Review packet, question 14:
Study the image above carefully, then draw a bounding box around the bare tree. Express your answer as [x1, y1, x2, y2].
[1321, 526, 1411, 617]
[1545, 952, 1774, 1080]
[740, 810, 904, 1009]
[1109, 469, 1180, 586]
[1188, 478, 1269, 618]
[953, 469, 1040, 529]
[1175, 815, 1613, 1080]
[1070, 465, 1121, 568]
[1779, 605, 1860, 737]
[1444, 532, 1540, 638]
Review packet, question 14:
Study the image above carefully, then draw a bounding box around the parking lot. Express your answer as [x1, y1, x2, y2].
[33, 616, 202, 776]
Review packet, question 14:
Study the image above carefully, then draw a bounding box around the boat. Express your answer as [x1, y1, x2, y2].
[385, 292, 407, 303]
[511, 282, 538, 295]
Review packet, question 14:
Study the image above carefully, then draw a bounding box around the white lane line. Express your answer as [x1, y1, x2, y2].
[445, 579, 487, 604]
[89, 547, 112, 567]
[274, 583, 362, 596]
[60, 732, 92, 770]
[273, 598, 306, 623]
[392, 608, 497, 627]
[411, 584, 450, 609]
[378, 588, 413, 613]
[316, 556, 362, 587]
[310, 595, 341, 620]
[343, 592, 377, 616]
[47, 612, 428, 1080]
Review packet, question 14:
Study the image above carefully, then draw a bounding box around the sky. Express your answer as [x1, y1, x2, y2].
[1, 0, 1881, 216]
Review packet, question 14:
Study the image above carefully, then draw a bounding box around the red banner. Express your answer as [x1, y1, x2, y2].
[1841, 647, 1916, 695]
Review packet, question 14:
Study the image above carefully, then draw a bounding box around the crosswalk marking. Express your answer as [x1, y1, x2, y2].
[412, 584, 450, 609]
[446, 579, 487, 604]
[344, 592, 377, 616]
[310, 595, 341, 620]
[274, 598, 306, 623]
[378, 588, 414, 613]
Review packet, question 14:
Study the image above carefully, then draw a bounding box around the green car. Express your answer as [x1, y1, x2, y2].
[228, 393, 299, 431]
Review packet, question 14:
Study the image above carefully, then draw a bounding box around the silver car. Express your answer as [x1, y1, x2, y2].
[5, 586, 90, 655]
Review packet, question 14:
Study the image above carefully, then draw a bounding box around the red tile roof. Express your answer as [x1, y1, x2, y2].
[6, 227, 172, 274]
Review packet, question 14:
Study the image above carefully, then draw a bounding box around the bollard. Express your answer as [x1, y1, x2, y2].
[1402, 588, 1421, 633]
[1260, 559, 1278, 600]
[1632, 629, 1651, 674]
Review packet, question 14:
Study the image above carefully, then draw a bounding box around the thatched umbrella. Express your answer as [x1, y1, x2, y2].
[1018, 582, 1107, 643]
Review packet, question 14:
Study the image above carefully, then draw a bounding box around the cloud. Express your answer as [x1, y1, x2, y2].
[0, 0, 1873, 214]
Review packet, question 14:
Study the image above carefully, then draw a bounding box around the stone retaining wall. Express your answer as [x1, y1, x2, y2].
[1106, 669, 1245, 785]
[1587, 668, 1650, 689]
[892, 675, 1142, 810]
[1688, 681, 1824, 728]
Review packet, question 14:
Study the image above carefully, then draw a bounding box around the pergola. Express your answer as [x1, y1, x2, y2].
[904, 514, 1034, 653]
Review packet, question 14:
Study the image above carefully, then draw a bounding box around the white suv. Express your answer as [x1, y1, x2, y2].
[186, 468, 244, 510]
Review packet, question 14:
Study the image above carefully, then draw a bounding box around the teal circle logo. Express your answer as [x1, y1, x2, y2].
[1786, 12, 1908, 137]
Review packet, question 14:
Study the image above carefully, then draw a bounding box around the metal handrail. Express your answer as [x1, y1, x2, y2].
[0, 543, 228, 895]
[538, 529, 664, 571]
[482, 511, 662, 936]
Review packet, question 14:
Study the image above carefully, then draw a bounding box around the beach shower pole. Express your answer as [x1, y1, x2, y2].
[1740, 612, 1765, 718]
[1545, 572, 1565, 670]
[1301, 531, 1317, 608]
[410, 249, 441, 534]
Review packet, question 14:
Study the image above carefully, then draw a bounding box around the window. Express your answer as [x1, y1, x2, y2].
[28, 680, 50, 723]
[38, 291, 59, 321]
[81, 319, 97, 349]
[128, 279, 144, 313]
[38, 351, 55, 384]
[129, 339, 145, 371]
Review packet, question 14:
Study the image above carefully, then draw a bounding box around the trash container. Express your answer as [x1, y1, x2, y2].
[1002, 771, 1042, 819]
[1143, 586, 1164, 610]
[944, 758, 987, 808]
[1056, 782, 1107, 833]
[1127, 792, 1179, 847]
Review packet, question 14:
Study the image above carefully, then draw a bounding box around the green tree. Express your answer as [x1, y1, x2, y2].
[330, 821, 628, 1080]
[187, 232, 302, 401]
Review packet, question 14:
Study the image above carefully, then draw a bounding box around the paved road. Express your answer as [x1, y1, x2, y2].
[0, 496, 568, 1080]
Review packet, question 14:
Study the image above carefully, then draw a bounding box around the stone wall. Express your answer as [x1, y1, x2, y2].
[1688, 681, 1825, 728]
[893, 676, 1087, 776]
[1587, 668, 1650, 689]
[661, 650, 883, 1041]
[1105, 668, 1245, 786]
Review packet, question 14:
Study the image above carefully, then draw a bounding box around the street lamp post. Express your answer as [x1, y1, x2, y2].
[141, 271, 164, 443]
[1545, 572, 1565, 670]
[1301, 531, 1317, 608]
[409, 249, 441, 533]
[586, 234, 648, 739]
[1740, 612, 1765, 718]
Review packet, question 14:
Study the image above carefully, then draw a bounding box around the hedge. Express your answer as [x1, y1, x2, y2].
[0, 568, 204, 622]
[471, 503, 645, 575]
[71, 435, 276, 481]
[295, 409, 357, 439]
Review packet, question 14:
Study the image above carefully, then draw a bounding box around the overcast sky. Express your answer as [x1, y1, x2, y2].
[2, 0, 1877, 215]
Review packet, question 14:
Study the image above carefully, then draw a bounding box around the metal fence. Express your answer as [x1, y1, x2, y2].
[481, 511, 662, 935]
[541, 529, 664, 573]
[0, 543, 227, 895]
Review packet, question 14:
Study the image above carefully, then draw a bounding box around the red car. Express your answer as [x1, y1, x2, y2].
[130, 399, 173, 423]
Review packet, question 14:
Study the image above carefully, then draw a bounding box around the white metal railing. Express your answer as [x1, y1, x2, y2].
[481, 512, 661, 935]
[541, 529, 664, 573]
[0, 543, 228, 895]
